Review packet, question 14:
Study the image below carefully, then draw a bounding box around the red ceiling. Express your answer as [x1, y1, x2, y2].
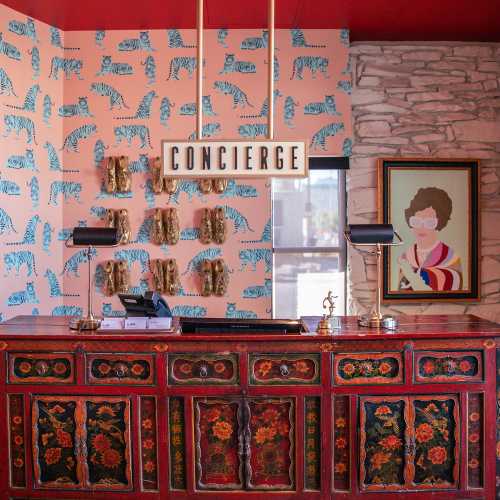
[1, 0, 499, 42]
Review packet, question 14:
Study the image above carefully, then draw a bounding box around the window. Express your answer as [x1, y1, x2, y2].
[272, 160, 346, 319]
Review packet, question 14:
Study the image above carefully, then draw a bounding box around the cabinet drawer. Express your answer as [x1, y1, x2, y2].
[168, 354, 238, 385]
[8, 352, 74, 384]
[249, 354, 320, 385]
[414, 350, 483, 383]
[333, 352, 403, 385]
[86, 354, 155, 385]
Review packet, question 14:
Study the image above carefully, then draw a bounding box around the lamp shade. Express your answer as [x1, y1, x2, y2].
[346, 224, 394, 244]
[72, 227, 119, 246]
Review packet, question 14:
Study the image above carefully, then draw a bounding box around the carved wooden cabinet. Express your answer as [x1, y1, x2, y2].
[0, 314, 498, 499]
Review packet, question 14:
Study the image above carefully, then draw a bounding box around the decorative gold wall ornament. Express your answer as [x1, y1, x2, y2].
[164, 177, 178, 195]
[115, 260, 130, 294]
[164, 258, 180, 296]
[105, 157, 117, 193]
[151, 157, 164, 194]
[212, 206, 227, 244]
[116, 156, 131, 193]
[151, 208, 165, 245]
[103, 260, 116, 296]
[117, 209, 131, 245]
[199, 208, 213, 244]
[104, 208, 116, 228]
[151, 259, 165, 292]
[201, 259, 213, 297]
[212, 258, 229, 296]
[198, 178, 212, 194]
[212, 178, 228, 194]
[164, 208, 180, 245]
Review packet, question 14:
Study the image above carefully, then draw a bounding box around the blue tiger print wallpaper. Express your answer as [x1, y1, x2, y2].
[0, 3, 352, 320]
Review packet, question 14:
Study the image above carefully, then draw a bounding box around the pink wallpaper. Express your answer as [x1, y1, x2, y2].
[0, 2, 351, 320]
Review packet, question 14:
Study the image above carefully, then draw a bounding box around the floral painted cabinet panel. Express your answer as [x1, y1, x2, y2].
[32, 396, 132, 491]
[193, 397, 295, 492]
[359, 395, 459, 492]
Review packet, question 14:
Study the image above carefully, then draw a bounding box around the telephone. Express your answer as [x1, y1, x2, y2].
[118, 291, 172, 317]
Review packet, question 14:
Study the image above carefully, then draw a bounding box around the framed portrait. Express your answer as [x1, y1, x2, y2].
[378, 158, 480, 302]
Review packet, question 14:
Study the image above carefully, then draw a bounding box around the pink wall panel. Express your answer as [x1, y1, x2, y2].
[0, 3, 351, 321]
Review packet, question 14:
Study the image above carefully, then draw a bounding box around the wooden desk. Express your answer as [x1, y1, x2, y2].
[0, 314, 498, 499]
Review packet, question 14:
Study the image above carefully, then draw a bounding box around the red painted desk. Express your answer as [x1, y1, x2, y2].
[0, 314, 498, 499]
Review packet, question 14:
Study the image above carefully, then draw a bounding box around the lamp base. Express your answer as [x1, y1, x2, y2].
[358, 314, 398, 330]
[316, 317, 333, 335]
[69, 316, 101, 331]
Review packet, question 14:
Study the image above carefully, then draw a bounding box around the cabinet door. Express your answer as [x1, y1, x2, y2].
[360, 395, 461, 493]
[245, 398, 295, 491]
[410, 395, 459, 489]
[359, 396, 409, 491]
[83, 397, 132, 490]
[194, 398, 244, 490]
[32, 396, 81, 489]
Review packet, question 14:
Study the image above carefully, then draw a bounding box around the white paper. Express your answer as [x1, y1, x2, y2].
[147, 317, 172, 329]
[124, 317, 149, 329]
[99, 318, 125, 330]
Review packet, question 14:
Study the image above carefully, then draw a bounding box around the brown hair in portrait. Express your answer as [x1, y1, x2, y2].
[404, 187, 453, 231]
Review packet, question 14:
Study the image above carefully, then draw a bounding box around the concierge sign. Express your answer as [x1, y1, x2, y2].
[162, 140, 308, 178]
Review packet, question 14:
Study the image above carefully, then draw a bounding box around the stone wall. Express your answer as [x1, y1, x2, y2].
[348, 42, 500, 323]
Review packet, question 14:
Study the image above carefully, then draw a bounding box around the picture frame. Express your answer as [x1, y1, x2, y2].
[378, 158, 480, 303]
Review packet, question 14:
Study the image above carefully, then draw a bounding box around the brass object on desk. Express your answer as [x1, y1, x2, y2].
[316, 291, 337, 335]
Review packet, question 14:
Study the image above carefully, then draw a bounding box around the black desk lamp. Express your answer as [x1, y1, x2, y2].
[344, 224, 403, 329]
[65, 227, 119, 331]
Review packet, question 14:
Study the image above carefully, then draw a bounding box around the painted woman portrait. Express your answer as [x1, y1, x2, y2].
[398, 187, 463, 291]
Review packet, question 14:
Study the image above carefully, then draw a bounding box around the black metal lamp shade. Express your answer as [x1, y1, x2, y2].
[346, 224, 394, 245]
[71, 227, 119, 246]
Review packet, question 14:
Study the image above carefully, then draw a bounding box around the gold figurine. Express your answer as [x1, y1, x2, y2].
[116, 156, 131, 193]
[212, 258, 229, 296]
[163, 207, 180, 245]
[103, 260, 116, 296]
[212, 206, 227, 244]
[115, 260, 130, 294]
[105, 157, 117, 193]
[151, 208, 165, 245]
[151, 259, 165, 293]
[201, 259, 213, 297]
[116, 209, 131, 245]
[212, 178, 228, 194]
[199, 208, 213, 244]
[164, 258, 180, 296]
[199, 178, 212, 194]
[151, 156, 163, 194]
[316, 291, 338, 335]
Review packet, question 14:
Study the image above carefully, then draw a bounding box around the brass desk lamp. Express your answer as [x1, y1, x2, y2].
[344, 224, 403, 330]
[65, 227, 119, 331]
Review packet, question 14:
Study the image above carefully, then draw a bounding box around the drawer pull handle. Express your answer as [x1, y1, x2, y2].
[199, 365, 209, 378]
[114, 362, 128, 378]
[35, 360, 50, 376]
[279, 364, 290, 377]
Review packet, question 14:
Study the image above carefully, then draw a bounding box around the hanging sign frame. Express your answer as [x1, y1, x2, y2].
[162, 0, 308, 179]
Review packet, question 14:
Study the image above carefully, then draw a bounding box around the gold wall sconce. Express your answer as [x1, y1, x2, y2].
[152, 156, 179, 194]
[104, 208, 131, 245]
[199, 207, 226, 244]
[105, 156, 131, 193]
[102, 259, 130, 296]
[151, 207, 180, 245]
[198, 178, 228, 195]
[200, 258, 229, 297]
[151, 258, 180, 296]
